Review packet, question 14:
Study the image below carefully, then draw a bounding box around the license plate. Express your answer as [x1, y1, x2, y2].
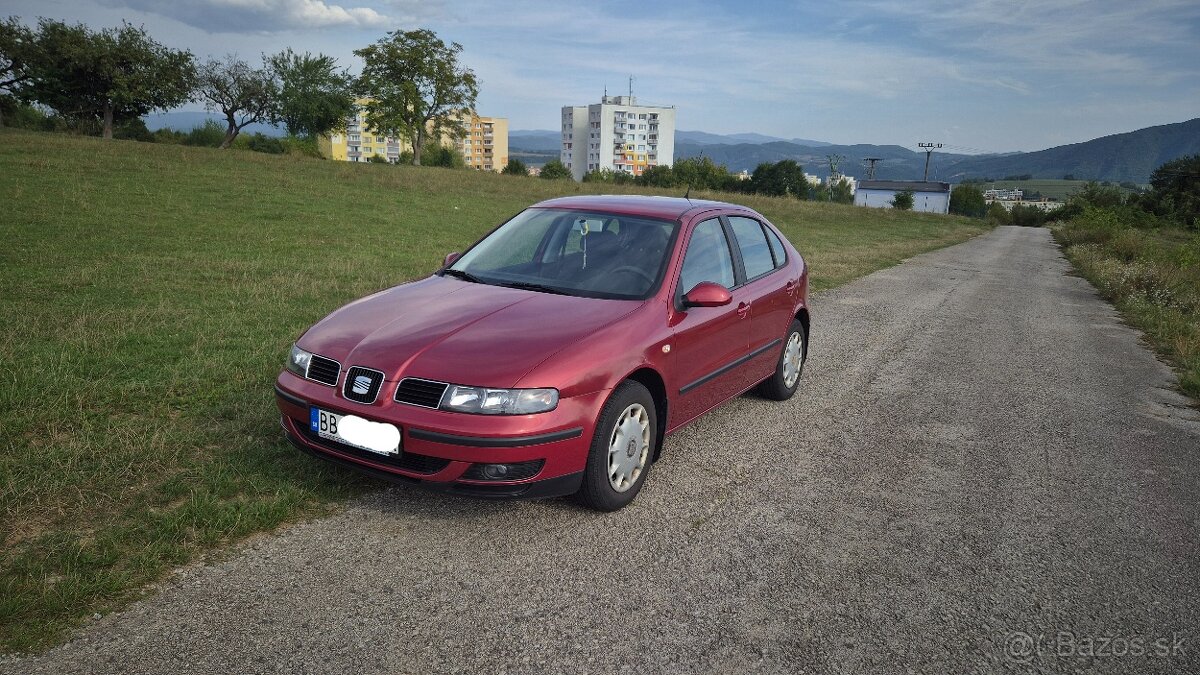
[310, 407, 401, 457]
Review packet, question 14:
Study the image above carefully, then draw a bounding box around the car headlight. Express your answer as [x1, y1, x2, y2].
[442, 385, 559, 415]
[286, 343, 312, 378]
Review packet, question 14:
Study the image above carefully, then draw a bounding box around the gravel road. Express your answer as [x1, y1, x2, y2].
[5, 226, 1198, 674]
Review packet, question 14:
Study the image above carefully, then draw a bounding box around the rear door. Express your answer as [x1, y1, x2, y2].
[726, 215, 794, 384]
[668, 216, 752, 428]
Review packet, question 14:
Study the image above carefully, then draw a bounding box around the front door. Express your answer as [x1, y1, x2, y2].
[668, 217, 750, 429]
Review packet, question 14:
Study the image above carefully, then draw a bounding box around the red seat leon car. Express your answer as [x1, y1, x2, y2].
[275, 195, 809, 511]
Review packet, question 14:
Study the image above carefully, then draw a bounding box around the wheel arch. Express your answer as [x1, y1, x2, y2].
[624, 367, 668, 461]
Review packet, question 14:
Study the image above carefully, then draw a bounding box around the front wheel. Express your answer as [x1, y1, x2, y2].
[758, 319, 806, 401]
[576, 380, 657, 512]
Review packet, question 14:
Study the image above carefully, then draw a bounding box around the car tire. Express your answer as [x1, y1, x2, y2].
[576, 380, 657, 512]
[758, 319, 806, 401]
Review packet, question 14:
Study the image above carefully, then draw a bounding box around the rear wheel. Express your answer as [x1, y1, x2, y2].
[758, 319, 806, 401]
[576, 380, 656, 511]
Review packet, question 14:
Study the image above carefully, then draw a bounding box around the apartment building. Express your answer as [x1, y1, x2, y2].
[561, 94, 676, 181]
[325, 101, 509, 171]
[458, 115, 508, 172]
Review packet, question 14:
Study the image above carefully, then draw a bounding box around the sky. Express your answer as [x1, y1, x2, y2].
[5, 0, 1199, 153]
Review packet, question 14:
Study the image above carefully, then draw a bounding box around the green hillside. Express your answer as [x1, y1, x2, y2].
[0, 128, 990, 653]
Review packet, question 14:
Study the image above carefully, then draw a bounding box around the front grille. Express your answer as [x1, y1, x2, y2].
[306, 354, 341, 386]
[298, 425, 450, 474]
[461, 460, 544, 482]
[342, 366, 385, 404]
[394, 377, 449, 409]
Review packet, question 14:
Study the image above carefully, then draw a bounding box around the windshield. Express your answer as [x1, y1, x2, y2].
[447, 208, 678, 300]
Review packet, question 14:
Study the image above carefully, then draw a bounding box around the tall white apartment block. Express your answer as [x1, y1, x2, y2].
[560, 94, 676, 181]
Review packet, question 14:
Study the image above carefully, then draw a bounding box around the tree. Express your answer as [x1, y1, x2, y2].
[830, 177, 854, 204]
[195, 55, 276, 149]
[266, 48, 354, 139]
[891, 190, 915, 210]
[501, 158, 528, 176]
[751, 160, 805, 197]
[1145, 154, 1200, 229]
[539, 159, 571, 180]
[675, 156, 736, 192]
[27, 20, 193, 139]
[0, 17, 40, 127]
[354, 29, 478, 166]
[950, 184, 987, 217]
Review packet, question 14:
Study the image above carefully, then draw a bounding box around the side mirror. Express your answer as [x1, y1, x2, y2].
[682, 282, 732, 308]
[443, 252, 460, 267]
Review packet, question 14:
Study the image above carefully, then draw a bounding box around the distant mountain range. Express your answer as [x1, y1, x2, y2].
[513, 119, 1200, 184]
[508, 129, 831, 154]
[143, 111, 285, 137]
[149, 112, 1199, 185]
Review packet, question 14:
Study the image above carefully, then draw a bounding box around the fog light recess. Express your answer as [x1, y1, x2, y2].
[462, 460, 544, 482]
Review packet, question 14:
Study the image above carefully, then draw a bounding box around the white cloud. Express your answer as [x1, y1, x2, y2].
[104, 0, 425, 32]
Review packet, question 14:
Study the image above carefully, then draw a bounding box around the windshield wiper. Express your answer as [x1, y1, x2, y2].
[442, 268, 485, 284]
[499, 281, 569, 295]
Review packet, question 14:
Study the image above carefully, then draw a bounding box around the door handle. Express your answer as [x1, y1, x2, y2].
[785, 280, 797, 293]
[736, 302, 751, 317]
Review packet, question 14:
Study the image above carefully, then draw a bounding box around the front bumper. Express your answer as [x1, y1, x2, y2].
[275, 374, 598, 500]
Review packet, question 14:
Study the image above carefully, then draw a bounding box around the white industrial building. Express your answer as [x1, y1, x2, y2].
[855, 180, 951, 214]
[561, 94, 676, 181]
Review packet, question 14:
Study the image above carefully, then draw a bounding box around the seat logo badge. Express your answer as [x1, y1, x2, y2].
[352, 375, 372, 395]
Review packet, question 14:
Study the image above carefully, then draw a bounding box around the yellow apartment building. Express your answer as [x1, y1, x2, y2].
[458, 116, 508, 172]
[324, 101, 508, 171]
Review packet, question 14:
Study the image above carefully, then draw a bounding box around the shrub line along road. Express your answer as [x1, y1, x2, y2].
[4, 226, 1197, 674]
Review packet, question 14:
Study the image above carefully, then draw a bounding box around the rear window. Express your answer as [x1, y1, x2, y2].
[728, 216, 775, 279]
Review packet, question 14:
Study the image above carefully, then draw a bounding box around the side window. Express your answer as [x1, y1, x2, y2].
[678, 218, 736, 294]
[764, 225, 787, 268]
[728, 216, 775, 279]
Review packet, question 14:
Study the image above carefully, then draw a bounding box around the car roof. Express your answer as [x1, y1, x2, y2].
[531, 194, 755, 221]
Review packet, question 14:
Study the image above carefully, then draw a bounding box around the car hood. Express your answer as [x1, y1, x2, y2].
[298, 275, 640, 388]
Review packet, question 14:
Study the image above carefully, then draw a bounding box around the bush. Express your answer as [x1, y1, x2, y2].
[1, 100, 56, 130]
[583, 167, 634, 184]
[891, 190, 914, 210]
[985, 202, 1011, 224]
[421, 144, 465, 168]
[281, 135, 323, 159]
[152, 127, 187, 144]
[183, 120, 226, 148]
[1010, 204, 1048, 227]
[539, 159, 571, 180]
[637, 164, 675, 188]
[367, 153, 390, 164]
[501, 158, 528, 176]
[244, 133, 285, 154]
[950, 184, 987, 218]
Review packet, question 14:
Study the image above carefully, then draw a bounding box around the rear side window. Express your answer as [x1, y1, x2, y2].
[763, 225, 787, 267]
[728, 216, 775, 279]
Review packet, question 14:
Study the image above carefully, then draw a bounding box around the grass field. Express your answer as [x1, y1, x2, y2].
[1054, 216, 1200, 399]
[973, 178, 1140, 201]
[0, 128, 990, 653]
